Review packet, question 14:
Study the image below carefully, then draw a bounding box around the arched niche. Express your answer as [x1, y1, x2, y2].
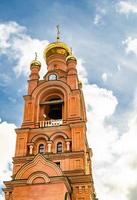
[31, 134, 49, 155]
[39, 90, 64, 121]
[50, 132, 68, 153]
[27, 171, 50, 184]
[31, 134, 49, 143]
[50, 132, 68, 141]
[31, 81, 71, 123]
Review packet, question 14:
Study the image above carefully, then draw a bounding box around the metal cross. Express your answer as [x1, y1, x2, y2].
[70, 47, 72, 55]
[56, 25, 60, 41]
[35, 52, 37, 60]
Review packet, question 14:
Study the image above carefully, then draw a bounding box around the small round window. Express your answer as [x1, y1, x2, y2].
[48, 74, 57, 81]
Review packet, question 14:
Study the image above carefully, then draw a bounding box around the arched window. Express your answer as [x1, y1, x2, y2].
[38, 144, 45, 154]
[57, 142, 63, 153]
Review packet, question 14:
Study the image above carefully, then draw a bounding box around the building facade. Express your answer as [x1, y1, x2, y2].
[3, 38, 97, 200]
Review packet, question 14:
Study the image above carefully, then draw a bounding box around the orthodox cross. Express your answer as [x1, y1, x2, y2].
[35, 52, 37, 60]
[56, 25, 60, 41]
[70, 47, 72, 55]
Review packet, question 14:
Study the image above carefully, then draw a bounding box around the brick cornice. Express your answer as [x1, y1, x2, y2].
[13, 151, 85, 163]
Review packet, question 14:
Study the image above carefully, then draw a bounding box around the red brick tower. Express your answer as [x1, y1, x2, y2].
[3, 32, 97, 200]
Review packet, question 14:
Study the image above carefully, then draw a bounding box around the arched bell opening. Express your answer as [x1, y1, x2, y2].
[47, 97, 62, 119]
[40, 95, 64, 121]
[38, 89, 66, 128]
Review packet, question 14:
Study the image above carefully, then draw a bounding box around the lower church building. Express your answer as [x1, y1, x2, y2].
[3, 33, 97, 200]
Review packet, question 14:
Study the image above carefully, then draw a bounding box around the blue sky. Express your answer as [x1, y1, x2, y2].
[0, 0, 137, 125]
[0, 1, 137, 200]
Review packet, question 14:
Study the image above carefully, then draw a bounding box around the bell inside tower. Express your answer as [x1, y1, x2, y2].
[42, 97, 63, 120]
[48, 98, 62, 119]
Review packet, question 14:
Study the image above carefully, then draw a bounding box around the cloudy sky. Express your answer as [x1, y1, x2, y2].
[0, 0, 137, 200]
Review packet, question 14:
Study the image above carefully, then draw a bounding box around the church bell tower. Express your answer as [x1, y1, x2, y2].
[3, 28, 97, 200]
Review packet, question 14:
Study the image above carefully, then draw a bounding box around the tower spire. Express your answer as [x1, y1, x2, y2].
[56, 25, 60, 42]
[70, 47, 72, 55]
[35, 52, 38, 60]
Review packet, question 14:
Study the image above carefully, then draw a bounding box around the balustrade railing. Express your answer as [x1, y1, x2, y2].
[39, 119, 63, 128]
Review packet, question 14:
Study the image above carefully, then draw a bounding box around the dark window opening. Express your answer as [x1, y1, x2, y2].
[55, 162, 60, 167]
[48, 98, 62, 119]
[57, 142, 63, 153]
[38, 144, 45, 154]
[40, 95, 63, 122]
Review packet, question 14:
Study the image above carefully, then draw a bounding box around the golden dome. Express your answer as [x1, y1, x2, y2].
[44, 41, 71, 60]
[30, 60, 41, 67]
[30, 52, 41, 69]
[66, 54, 77, 62]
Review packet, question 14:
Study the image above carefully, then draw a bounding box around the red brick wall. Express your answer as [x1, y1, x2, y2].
[13, 182, 68, 200]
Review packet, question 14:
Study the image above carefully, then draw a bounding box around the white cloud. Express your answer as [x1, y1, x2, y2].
[117, 1, 137, 14]
[0, 21, 49, 77]
[77, 58, 88, 84]
[0, 121, 16, 198]
[117, 64, 121, 71]
[78, 59, 137, 200]
[0, 21, 25, 50]
[0, 73, 11, 87]
[93, 6, 107, 25]
[94, 14, 102, 25]
[101, 72, 108, 82]
[84, 84, 117, 120]
[97, 7, 106, 15]
[124, 37, 137, 55]
[93, 6, 106, 26]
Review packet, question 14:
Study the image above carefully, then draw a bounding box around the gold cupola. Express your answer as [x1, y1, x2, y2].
[28, 53, 41, 94]
[44, 41, 71, 61]
[30, 52, 41, 70]
[66, 47, 77, 62]
[44, 25, 71, 67]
